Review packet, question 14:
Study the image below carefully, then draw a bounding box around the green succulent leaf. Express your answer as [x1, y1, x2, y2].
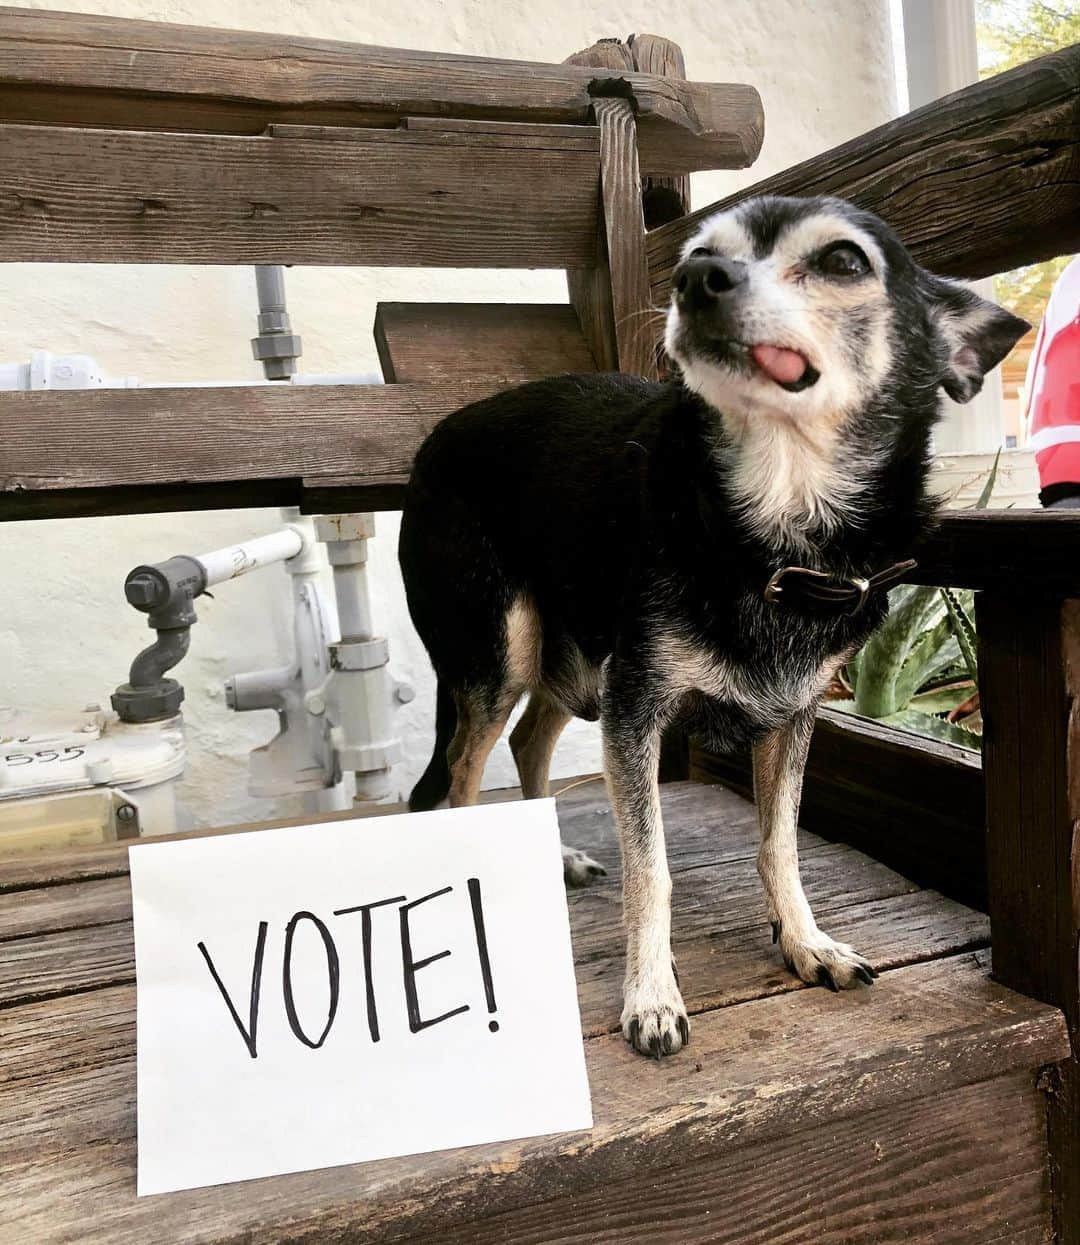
[940, 585, 979, 681]
[909, 683, 976, 715]
[974, 448, 1002, 510]
[894, 619, 959, 707]
[880, 708, 981, 750]
[852, 584, 944, 717]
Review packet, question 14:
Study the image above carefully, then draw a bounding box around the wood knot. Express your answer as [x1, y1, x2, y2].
[15, 194, 47, 215]
[248, 202, 280, 219]
[137, 198, 167, 216]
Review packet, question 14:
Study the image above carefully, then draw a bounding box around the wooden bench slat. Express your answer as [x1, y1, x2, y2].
[0, 380, 499, 498]
[0, 874, 981, 1021]
[9, 383, 1080, 579]
[375, 303, 598, 384]
[0, 875, 131, 941]
[0, 6, 763, 175]
[0, 122, 600, 267]
[11, 378, 1080, 568]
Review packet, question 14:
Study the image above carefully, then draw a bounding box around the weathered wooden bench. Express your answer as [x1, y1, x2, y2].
[1, 8, 1079, 1241]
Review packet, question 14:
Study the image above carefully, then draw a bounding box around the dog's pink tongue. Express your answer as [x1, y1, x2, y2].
[751, 343, 808, 385]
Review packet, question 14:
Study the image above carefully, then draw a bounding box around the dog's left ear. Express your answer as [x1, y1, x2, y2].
[923, 275, 1031, 403]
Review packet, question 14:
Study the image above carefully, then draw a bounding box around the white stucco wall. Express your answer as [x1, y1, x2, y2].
[1, 0, 898, 827]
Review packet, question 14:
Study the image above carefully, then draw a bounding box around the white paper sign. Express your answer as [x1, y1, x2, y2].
[129, 799, 592, 1195]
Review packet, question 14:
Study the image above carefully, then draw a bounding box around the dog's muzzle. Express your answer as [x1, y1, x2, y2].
[763, 559, 918, 615]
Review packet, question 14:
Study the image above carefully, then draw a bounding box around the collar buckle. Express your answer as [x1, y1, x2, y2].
[764, 566, 886, 616]
[763, 565, 826, 604]
[849, 575, 871, 613]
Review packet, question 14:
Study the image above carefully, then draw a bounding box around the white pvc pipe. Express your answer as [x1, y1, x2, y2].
[331, 561, 374, 640]
[196, 528, 304, 587]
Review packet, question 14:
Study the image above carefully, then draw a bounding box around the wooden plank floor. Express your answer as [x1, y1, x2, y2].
[0, 780, 1069, 1243]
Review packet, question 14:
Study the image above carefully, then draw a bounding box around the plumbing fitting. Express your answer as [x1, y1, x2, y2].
[112, 530, 305, 725]
[310, 513, 402, 803]
[251, 265, 302, 380]
[223, 516, 342, 802]
[111, 556, 206, 723]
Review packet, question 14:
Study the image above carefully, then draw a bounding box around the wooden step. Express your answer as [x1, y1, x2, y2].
[0, 781, 1068, 1242]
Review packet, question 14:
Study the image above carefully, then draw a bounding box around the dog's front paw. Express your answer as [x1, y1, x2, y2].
[562, 844, 607, 888]
[621, 972, 689, 1058]
[776, 924, 877, 991]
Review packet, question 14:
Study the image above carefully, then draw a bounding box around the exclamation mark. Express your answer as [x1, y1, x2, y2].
[467, 877, 499, 1033]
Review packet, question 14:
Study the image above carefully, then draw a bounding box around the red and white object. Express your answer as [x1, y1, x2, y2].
[1025, 256, 1080, 490]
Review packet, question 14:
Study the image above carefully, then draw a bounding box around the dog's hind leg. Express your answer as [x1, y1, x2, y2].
[754, 706, 877, 990]
[441, 594, 542, 808]
[509, 692, 568, 798]
[603, 679, 688, 1057]
[511, 692, 606, 887]
[447, 689, 517, 808]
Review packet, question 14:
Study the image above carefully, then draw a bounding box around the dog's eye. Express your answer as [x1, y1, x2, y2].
[816, 242, 871, 278]
[688, 246, 714, 259]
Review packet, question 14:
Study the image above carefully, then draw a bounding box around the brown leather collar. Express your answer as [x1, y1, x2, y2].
[763, 558, 917, 615]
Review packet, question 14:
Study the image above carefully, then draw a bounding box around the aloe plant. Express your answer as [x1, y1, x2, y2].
[841, 583, 978, 746]
[836, 453, 999, 749]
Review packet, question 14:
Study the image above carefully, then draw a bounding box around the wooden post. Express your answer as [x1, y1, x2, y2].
[976, 592, 1080, 1243]
[564, 36, 692, 778]
[563, 41, 657, 380]
[628, 34, 691, 229]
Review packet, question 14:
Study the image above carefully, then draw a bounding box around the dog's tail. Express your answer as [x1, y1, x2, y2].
[408, 680, 457, 811]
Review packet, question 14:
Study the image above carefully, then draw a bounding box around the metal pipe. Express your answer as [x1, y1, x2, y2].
[255, 265, 288, 318]
[331, 562, 374, 640]
[129, 628, 191, 688]
[251, 265, 302, 380]
[113, 525, 305, 724]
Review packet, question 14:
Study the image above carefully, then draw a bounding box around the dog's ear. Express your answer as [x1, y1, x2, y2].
[923, 275, 1030, 403]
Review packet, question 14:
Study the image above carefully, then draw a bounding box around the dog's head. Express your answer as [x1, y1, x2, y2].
[664, 195, 1029, 428]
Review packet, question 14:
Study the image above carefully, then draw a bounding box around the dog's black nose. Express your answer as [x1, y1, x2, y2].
[673, 254, 748, 306]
